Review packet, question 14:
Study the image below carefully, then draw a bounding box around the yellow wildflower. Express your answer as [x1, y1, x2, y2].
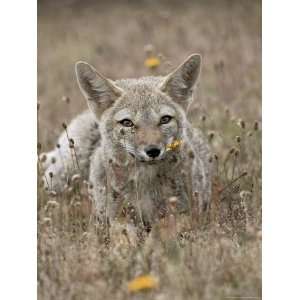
[128, 275, 158, 292]
[144, 56, 161, 69]
[166, 139, 183, 151]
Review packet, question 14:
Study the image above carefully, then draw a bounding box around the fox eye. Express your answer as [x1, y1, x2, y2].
[119, 119, 134, 127]
[160, 115, 173, 125]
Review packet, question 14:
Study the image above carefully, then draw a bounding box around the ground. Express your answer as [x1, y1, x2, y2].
[38, 1, 261, 299]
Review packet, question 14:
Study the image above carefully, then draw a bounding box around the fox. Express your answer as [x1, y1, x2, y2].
[40, 54, 213, 225]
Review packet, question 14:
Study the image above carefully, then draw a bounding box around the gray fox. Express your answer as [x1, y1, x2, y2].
[40, 54, 213, 224]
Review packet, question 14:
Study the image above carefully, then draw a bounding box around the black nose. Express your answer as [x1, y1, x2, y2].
[145, 145, 161, 158]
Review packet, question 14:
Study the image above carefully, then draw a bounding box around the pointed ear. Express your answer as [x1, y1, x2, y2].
[75, 62, 123, 119]
[160, 54, 201, 110]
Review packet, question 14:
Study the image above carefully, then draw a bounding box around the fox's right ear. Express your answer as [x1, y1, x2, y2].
[75, 62, 123, 119]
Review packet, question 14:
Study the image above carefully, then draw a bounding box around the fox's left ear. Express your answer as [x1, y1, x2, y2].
[160, 54, 201, 110]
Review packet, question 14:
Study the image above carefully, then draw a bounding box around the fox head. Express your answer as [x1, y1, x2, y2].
[75, 54, 201, 163]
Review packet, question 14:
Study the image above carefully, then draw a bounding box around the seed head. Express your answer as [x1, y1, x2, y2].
[237, 118, 245, 129]
[225, 107, 230, 117]
[144, 44, 154, 55]
[56, 143, 61, 149]
[168, 196, 178, 204]
[62, 122, 67, 129]
[188, 150, 195, 159]
[61, 95, 70, 103]
[51, 157, 56, 164]
[83, 180, 89, 188]
[74, 202, 81, 208]
[42, 217, 52, 225]
[201, 115, 206, 122]
[256, 231, 262, 239]
[235, 136, 241, 143]
[193, 191, 199, 198]
[120, 128, 125, 135]
[71, 173, 81, 183]
[240, 190, 252, 199]
[229, 147, 236, 155]
[49, 172, 53, 178]
[208, 131, 215, 142]
[254, 121, 259, 131]
[48, 190, 57, 198]
[47, 200, 59, 208]
[69, 138, 75, 148]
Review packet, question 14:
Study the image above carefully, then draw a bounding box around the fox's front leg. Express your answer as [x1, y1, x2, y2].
[89, 148, 108, 221]
[191, 156, 212, 213]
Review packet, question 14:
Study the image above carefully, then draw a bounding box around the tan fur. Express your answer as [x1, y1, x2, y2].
[40, 54, 213, 225]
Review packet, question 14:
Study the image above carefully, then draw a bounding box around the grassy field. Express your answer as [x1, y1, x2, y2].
[38, 1, 261, 299]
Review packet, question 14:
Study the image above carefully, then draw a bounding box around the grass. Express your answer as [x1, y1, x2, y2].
[38, 1, 261, 299]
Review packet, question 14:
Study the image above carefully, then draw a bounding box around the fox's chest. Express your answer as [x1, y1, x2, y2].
[108, 161, 190, 221]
